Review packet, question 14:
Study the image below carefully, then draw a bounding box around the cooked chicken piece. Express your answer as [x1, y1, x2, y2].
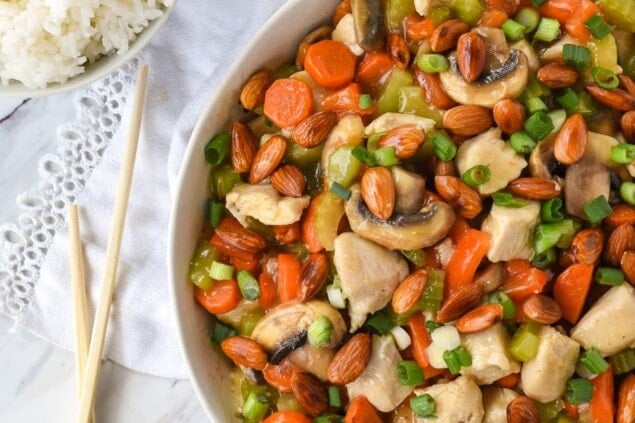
[332, 13, 364, 56]
[333, 232, 409, 331]
[460, 323, 521, 385]
[480, 201, 540, 262]
[434, 237, 454, 269]
[364, 112, 435, 136]
[521, 325, 579, 403]
[571, 283, 635, 356]
[414, 376, 484, 423]
[225, 184, 310, 226]
[288, 344, 335, 381]
[482, 386, 519, 423]
[347, 335, 414, 412]
[321, 114, 364, 182]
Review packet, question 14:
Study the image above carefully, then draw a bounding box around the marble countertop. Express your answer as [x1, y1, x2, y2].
[0, 93, 208, 422]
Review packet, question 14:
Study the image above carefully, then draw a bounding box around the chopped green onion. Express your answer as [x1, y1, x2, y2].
[410, 394, 436, 418]
[502, 19, 526, 40]
[210, 321, 236, 344]
[509, 320, 542, 362]
[533, 17, 561, 42]
[531, 0, 547, 7]
[236, 270, 260, 300]
[562, 44, 591, 69]
[572, 91, 597, 118]
[420, 269, 445, 314]
[431, 131, 457, 162]
[595, 267, 625, 286]
[592, 67, 620, 89]
[366, 132, 385, 153]
[532, 248, 557, 269]
[208, 200, 224, 229]
[620, 182, 635, 205]
[566, 378, 593, 404]
[492, 192, 527, 208]
[351, 146, 377, 166]
[580, 348, 609, 374]
[510, 131, 537, 154]
[426, 321, 443, 332]
[610, 144, 635, 164]
[210, 260, 234, 281]
[525, 96, 548, 114]
[328, 386, 341, 407]
[534, 219, 576, 254]
[417, 54, 450, 73]
[516, 8, 540, 33]
[525, 110, 555, 140]
[584, 14, 611, 39]
[401, 249, 426, 267]
[523, 73, 552, 99]
[308, 315, 333, 347]
[213, 164, 242, 198]
[610, 348, 635, 374]
[556, 88, 580, 111]
[583, 195, 612, 225]
[443, 349, 462, 374]
[314, 414, 344, 423]
[488, 290, 517, 319]
[242, 389, 270, 423]
[330, 181, 351, 200]
[365, 311, 393, 335]
[541, 198, 564, 222]
[373, 147, 399, 166]
[462, 165, 491, 187]
[454, 346, 472, 366]
[359, 94, 372, 110]
[397, 360, 425, 385]
[204, 132, 231, 165]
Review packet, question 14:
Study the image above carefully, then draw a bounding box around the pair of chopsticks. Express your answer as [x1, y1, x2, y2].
[68, 64, 149, 423]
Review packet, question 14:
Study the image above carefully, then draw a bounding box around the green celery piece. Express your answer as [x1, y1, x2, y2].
[420, 269, 445, 315]
[211, 164, 241, 199]
[597, 0, 635, 32]
[398, 86, 443, 124]
[328, 146, 362, 187]
[585, 33, 620, 76]
[284, 140, 324, 168]
[187, 239, 220, 290]
[378, 69, 414, 116]
[385, 0, 416, 33]
[508, 320, 542, 362]
[451, 0, 485, 26]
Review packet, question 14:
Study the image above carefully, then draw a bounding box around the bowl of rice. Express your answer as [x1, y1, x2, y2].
[0, 0, 175, 97]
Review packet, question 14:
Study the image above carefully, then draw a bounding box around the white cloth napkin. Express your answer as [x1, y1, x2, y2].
[25, 0, 289, 379]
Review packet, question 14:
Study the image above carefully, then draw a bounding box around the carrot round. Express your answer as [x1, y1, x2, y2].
[262, 358, 300, 393]
[345, 396, 383, 423]
[502, 259, 548, 303]
[444, 229, 491, 297]
[553, 262, 594, 324]
[478, 7, 508, 28]
[262, 410, 312, 423]
[277, 253, 301, 302]
[357, 51, 394, 94]
[264, 78, 314, 128]
[405, 14, 436, 41]
[194, 281, 241, 314]
[258, 272, 277, 309]
[589, 368, 615, 423]
[304, 39, 356, 89]
[406, 313, 447, 381]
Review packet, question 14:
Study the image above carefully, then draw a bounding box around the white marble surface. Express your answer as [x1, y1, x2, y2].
[0, 92, 208, 422]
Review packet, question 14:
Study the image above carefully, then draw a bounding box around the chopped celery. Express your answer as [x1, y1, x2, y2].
[610, 347, 635, 374]
[314, 192, 345, 251]
[385, 0, 416, 33]
[398, 86, 443, 124]
[377, 69, 414, 116]
[328, 146, 363, 187]
[188, 239, 220, 290]
[597, 0, 635, 32]
[429, 6, 454, 25]
[451, 0, 485, 26]
[535, 399, 565, 422]
[276, 394, 303, 412]
[238, 308, 266, 336]
[420, 269, 445, 315]
[211, 164, 242, 199]
[508, 320, 542, 362]
[401, 249, 426, 267]
[586, 33, 620, 75]
[284, 140, 324, 168]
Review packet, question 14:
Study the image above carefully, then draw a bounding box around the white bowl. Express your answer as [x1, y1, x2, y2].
[168, 0, 339, 420]
[0, 4, 175, 98]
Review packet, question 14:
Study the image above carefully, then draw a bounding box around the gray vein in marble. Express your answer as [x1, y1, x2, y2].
[0, 99, 30, 125]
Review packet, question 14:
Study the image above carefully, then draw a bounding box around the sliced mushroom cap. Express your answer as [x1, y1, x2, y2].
[529, 134, 557, 179]
[565, 158, 611, 220]
[345, 184, 456, 250]
[288, 344, 335, 381]
[391, 166, 426, 214]
[351, 0, 384, 51]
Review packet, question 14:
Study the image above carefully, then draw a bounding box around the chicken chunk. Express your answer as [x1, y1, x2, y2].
[482, 386, 519, 423]
[414, 376, 484, 423]
[364, 112, 436, 136]
[521, 326, 579, 403]
[333, 232, 409, 331]
[225, 184, 310, 226]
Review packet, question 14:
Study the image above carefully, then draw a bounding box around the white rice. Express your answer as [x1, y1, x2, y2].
[0, 0, 172, 88]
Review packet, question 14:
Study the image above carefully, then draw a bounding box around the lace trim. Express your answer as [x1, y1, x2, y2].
[0, 60, 138, 322]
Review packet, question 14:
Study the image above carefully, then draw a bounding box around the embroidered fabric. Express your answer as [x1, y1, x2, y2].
[0, 60, 137, 322]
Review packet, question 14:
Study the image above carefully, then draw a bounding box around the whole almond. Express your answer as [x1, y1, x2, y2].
[240, 70, 273, 110]
[455, 303, 504, 333]
[290, 372, 328, 417]
[361, 167, 395, 220]
[443, 104, 493, 136]
[554, 113, 587, 165]
[273, 222, 301, 245]
[507, 177, 561, 200]
[507, 396, 540, 423]
[392, 269, 428, 314]
[621, 251, 635, 287]
[292, 111, 338, 148]
[298, 253, 330, 301]
[327, 333, 372, 385]
[387, 33, 410, 69]
[621, 110, 635, 142]
[537, 63, 579, 88]
[435, 159, 457, 176]
[377, 124, 426, 159]
[214, 217, 267, 253]
[436, 282, 483, 323]
[617, 374, 635, 423]
[413, 68, 456, 110]
[522, 294, 562, 324]
[456, 32, 486, 83]
[430, 19, 470, 53]
[568, 227, 604, 265]
[434, 175, 482, 219]
[605, 223, 635, 266]
[231, 121, 259, 173]
[220, 336, 268, 370]
[587, 84, 635, 111]
[271, 165, 306, 197]
[249, 135, 287, 184]
[619, 74, 635, 96]
[493, 99, 525, 135]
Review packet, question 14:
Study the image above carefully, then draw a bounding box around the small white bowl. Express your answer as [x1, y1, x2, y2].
[168, 0, 339, 420]
[0, 4, 175, 98]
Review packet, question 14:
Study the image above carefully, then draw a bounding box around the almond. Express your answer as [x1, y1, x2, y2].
[387, 33, 410, 69]
[621, 251, 635, 287]
[492, 98, 525, 135]
[507, 177, 561, 200]
[290, 372, 328, 417]
[327, 333, 372, 385]
[587, 84, 635, 112]
[361, 167, 395, 220]
[220, 336, 268, 370]
[568, 227, 604, 265]
[249, 135, 287, 184]
[443, 104, 493, 137]
[621, 110, 635, 142]
[214, 217, 267, 253]
[456, 32, 486, 83]
[298, 253, 330, 301]
[617, 374, 635, 423]
[377, 124, 426, 159]
[605, 204, 635, 229]
[455, 303, 504, 333]
[413, 68, 456, 110]
[391, 269, 428, 314]
[430, 19, 470, 53]
[507, 396, 540, 423]
[434, 175, 483, 219]
[435, 158, 457, 176]
[271, 164, 306, 197]
[536, 63, 579, 88]
[272, 222, 301, 245]
[240, 70, 273, 110]
[292, 111, 338, 148]
[554, 113, 587, 165]
[619, 74, 635, 96]
[231, 121, 259, 173]
[436, 282, 482, 323]
[521, 294, 562, 324]
[605, 223, 635, 266]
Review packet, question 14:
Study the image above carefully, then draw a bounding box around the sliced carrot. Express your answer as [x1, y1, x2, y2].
[478, 7, 508, 28]
[502, 259, 549, 303]
[320, 82, 377, 116]
[538, 0, 573, 22]
[563, 401, 580, 419]
[553, 262, 594, 324]
[485, 0, 528, 15]
[304, 39, 356, 89]
[357, 51, 395, 95]
[448, 215, 471, 244]
[301, 196, 324, 253]
[345, 396, 382, 423]
[495, 372, 520, 388]
[604, 204, 635, 228]
[277, 253, 301, 302]
[229, 253, 260, 274]
[262, 358, 301, 393]
[589, 368, 615, 423]
[262, 410, 312, 423]
[194, 281, 241, 314]
[406, 313, 432, 369]
[264, 78, 314, 128]
[405, 14, 436, 41]
[617, 374, 635, 423]
[445, 229, 491, 297]
[258, 272, 277, 309]
[538, 0, 599, 42]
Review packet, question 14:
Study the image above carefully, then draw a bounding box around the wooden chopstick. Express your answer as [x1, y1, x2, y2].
[77, 64, 149, 423]
[68, 204, 95, 423]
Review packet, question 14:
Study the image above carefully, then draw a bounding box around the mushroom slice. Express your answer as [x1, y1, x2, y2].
[251, 300, 346, 362]
[345, 184, 456, 251]
[529, 134, 557, 179]
[226, 184, 311, 226]
[287, 344, 335, 381]
[364, 112, 435, 136]
[564, 158, 610, 220]
[350, 0, 384, 52]
[391, 166, 426, 214]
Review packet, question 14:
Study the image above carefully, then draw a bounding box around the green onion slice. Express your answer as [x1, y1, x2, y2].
[510, 132, 536, 154]
[308, 315, 333, 347]
[610, 348, 635, 374]
[397, 360, 425, 385]
[556, 88, 580, 110]
[541, 198, 564, 222]
[620, 182, 635, 206]
[525, 96, 548, 114]
[591, 67, 619, 89]
[330, 181, 351, 200]
[210, 321, 237, 344]
[525, 110, 555, 141]
[236, 270, 260, 300]
[328, 386, 341, 407]
[562, 44, 591, 69]
[565, 378, 593, 404]
[595, 267, 625, 286]
[583, 195, 612, 225]
[359, 94, 372, 110]
[425, 320, 443, 333]
[417, 54, 450, 73]
[488, 290, 517, 319]
[431, 131, 457, 162]
[492, 192, 527, 208]
[242, 389, 270, 422]
[410, 394, 436, 418]
[502, 19, 526, 41]
[579, 347, 609, 374]
[210, 260, 234, 281]
[532, 248, 557, 269]
[208, 200, 225, 229]
[365, 311, 393, 335]
[204, 132, 231, 165]
[351, 146, 377, 166]
[533, 17, 560, 42]
[611, 144, 635, 164]
[516, 8, 540, 33]
[374, 147, 399, 166]
[443, 349, 462, 374]
[584, 14, 611, 39]
[462, 165, 491, 187]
